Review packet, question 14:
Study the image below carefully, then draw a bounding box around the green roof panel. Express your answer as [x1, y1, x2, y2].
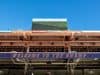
[32, 18, 67, 30]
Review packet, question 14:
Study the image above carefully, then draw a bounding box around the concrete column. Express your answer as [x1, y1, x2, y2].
[82, 69, 85, 75]
[46, 72, 52, 75]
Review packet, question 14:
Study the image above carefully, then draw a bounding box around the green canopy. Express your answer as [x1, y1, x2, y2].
[32, 18, 67, 30]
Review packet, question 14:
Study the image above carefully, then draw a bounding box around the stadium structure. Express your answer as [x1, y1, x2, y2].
[0, 18, 100, 75]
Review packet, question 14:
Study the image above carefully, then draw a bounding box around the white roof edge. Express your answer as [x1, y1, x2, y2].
[0, 31, 12, 32]
[32, 18, 67, 22]
[81, 31, 100, 32]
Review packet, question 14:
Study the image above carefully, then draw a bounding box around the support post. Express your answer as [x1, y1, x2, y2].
[24, 46, 30, 75]
[82, 69, 85, 75]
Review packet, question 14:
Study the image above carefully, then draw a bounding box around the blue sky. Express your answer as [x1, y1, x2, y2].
[0, 0, 100, 30]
